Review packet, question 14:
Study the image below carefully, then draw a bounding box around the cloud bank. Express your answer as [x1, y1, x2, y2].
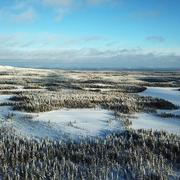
[0, 48, 179, 69]
[0, 32, 179, 69]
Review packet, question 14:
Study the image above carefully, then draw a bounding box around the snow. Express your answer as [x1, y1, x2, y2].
[0, 85, 45, 92]
[0, 106, 12, 119]
[139, 87, 180, 106]
[12, 108, 122, 140]
[1, 85, 179, 139]
[157, 109, 180, 116]
[0, 85, 123, 140]
[84, 88, 115, 92]
[0, 95, 13, 102]
[131, 87, 180, 135]
[0, 65, 14, 70]
[0, 96, 122, 140]
[34, 108, 122, 137]
[0, 65, 52, 72]
[93, 83, 113, 87]
[131, 113, 180, 135]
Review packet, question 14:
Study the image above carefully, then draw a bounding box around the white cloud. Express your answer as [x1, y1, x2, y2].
[42, 0, 117, 7]
[0, 47, 179, 69]
[146, 36, 165, 43]
[0, 33, 35, 49]
[131, 10, 161, 20]
[0, 32, 178, 68]
[0, 33, 109, 50]
[0, 0, 120, 22]
[41, 0, 119, 20]
[0, 1, 36, 23]
[87, 0, 108, 5]
[13, 9, 36, 22]
[87, 0, 117, 5]
[42, 0, 74, 7]
[62, 35, 108, 46]
[41, 0, 75, 21]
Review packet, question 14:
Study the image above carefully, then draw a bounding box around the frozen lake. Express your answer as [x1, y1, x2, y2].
[140, 87, 180, 106]
[131, 87, 180, 135]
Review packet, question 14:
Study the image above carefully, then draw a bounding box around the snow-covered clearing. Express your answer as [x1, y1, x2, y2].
[131, 113, 180, 135]
[130, 87, 180, 135]
[0, 89, 122, 140]
[1, 108, 122, 140]
[20, 109, 122, 140]
[139, 87, 180, 106]
[0, 95, 13, 103]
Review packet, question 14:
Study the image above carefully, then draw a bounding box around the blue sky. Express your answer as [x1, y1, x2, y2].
[0, 0, 180, 68]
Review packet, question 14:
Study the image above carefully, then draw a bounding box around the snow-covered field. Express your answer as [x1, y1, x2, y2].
[131, 113, 180, 135]
[0, 92, 122, 140]
[0, 85, 45, 93]
[0, 83, 180, 140]
[139, 87, 180, 106]
[131, 87, 180, 134]
[13, 108, 121, 140]
[0, 95, 12, 103]
[29, 109, 122, 139]
[35, 109, 122, 136]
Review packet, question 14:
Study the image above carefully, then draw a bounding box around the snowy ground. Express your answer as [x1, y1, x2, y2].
[2, 108, 122, 140]
[139, 87, 180, 106]
[131, 87, 180, 134]
[35, 109, 122, 136]
[0, 85, 45, 93]
[0, 90, 122, 140]
[0, 85, 180, 140]
[0, 95, 13, 103]
[131, 113, 180, 135]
